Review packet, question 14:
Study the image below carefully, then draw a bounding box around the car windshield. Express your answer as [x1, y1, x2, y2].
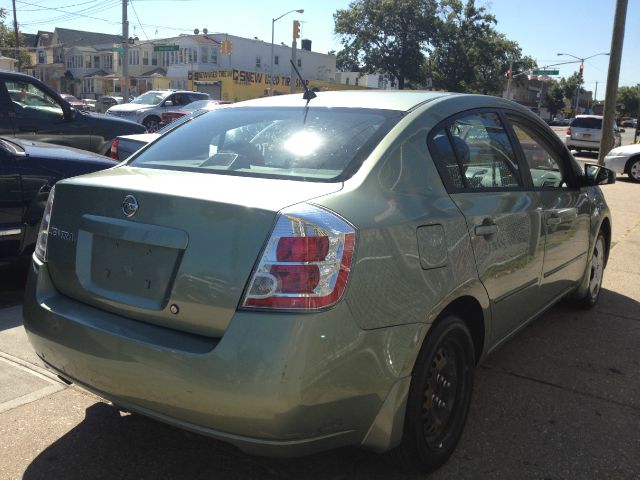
[131, 91, 167, 105]
[571, 117, 602, 129]
[130, 107, 402, 181]
[63, 95, 81, 102]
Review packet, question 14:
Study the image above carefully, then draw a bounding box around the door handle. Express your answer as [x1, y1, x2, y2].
[547, 215, 562, 226]
[474, 224, 498, 236]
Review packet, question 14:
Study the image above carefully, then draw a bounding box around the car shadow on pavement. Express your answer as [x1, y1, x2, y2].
[21, 401, 406, 480]
[21, 289, 640, 480]
[0, 267, 27, 314]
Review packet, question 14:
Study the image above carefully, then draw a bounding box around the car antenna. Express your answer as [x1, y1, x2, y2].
[289, 59, 316, 111]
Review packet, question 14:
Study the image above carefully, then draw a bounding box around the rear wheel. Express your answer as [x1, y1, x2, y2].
[392, 315, 475, 473]
[627, 158, 640, 183]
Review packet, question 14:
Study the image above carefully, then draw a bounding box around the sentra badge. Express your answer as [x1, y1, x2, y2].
[122, 194, 139, 217]
[49, 226, 74, 242]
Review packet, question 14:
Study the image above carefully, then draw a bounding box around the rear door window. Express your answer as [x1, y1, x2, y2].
[571, 117, 602, 129]
[430, 112, 522, 190]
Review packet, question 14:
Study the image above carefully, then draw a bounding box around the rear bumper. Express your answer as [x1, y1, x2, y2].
[23, 258, 424, 456]
[565, 137, 600, 150]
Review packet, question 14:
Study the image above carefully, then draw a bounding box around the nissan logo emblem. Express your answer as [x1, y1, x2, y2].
[122, 195, 139, 217]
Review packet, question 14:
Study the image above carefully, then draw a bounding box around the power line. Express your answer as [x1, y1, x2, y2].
[129, 0, 151, 41]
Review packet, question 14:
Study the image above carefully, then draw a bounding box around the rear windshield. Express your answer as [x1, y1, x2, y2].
[130, 107, 402, 181]
[571, 117, 602, 129]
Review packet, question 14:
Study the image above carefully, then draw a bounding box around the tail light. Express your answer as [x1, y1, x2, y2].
[241, 204, 356, 310]
[566, 127, 571, 136]
[34, 186, 55, 262]
[109, 138, 119, 160]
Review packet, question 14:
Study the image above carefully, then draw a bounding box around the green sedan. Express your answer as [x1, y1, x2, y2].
[23, 91, 614, 473]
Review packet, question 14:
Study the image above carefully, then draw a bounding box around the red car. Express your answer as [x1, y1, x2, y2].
[160, 99, 231, 127]
[60, 93, 85, 110]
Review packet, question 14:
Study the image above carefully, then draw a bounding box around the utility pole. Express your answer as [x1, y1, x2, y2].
[122, 0, 130, 103]
[505, 58, 513, 100]
[11, 0, 20, 71]
[599, 0, 628, 164]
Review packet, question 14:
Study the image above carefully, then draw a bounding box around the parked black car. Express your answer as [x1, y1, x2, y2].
[0, 70, 146, 155]
[0, 136, 115, 270]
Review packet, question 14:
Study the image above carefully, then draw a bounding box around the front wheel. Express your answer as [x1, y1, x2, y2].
[574, 232, 607, 309]
[143, 116, 160, 133]
[628, 158, 640, 183]
[392, 315, 475, 473]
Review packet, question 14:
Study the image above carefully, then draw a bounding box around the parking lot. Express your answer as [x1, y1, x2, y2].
[1, 153, 639, 479]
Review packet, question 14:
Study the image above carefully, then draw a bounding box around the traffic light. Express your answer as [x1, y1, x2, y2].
[579, 63, 584, 75]
[220, 40, 232, 55]
[293, 20, 300, 39]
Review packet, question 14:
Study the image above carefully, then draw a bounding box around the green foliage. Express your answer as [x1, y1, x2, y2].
[559, 73, 584, 101]
[0, 8, 33, 69]
[334, 0, 438, 89]
[617, 85, 640, 116]
[544, 80, 566, 117]
[427, 0, 525, 94]
[333, 0, 532, 94]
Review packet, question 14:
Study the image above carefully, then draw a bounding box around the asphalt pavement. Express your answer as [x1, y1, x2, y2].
[0, 150, 639, 479]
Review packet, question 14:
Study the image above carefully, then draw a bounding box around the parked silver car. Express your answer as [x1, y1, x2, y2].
[106, 90, 209, 132]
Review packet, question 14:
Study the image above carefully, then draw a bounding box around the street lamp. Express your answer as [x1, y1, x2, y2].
[270, 8, 303, 96]
[557, 52, 609, 115]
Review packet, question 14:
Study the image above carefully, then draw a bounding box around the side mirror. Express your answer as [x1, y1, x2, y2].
[582, 163, 616, 186]
[163, 100, 173, 107]
[63, 105, 77, 121]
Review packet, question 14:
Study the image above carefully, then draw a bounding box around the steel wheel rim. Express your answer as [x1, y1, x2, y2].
[589, 237, 605, 300]
[421, 338, 464, 449]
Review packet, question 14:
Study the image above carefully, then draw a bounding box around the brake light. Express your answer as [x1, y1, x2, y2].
[110, 138, 119, 160]
[566, 127, 571, 136]
[241, 204, 356, 310]
[34, 186, 55, 262]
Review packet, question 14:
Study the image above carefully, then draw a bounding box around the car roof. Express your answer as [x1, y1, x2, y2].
[235, 90, 454, 112]
[575, 114, 603, 119]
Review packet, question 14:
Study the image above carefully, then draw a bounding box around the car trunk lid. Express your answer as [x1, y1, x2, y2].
[46, 167, 342, 337]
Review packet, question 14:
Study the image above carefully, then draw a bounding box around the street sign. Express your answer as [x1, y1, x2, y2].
[111, 47, 124, 54]
[532, 69, 560, 75]
[153, 45, 179, 52]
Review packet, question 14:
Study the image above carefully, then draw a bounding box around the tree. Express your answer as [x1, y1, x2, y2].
[0, 8, 32, 70]
[543, 80, 565, 118]
[329, 49, 361, 72]
[425, 0, 532, 95]
[559, 73, 584, 103]
[617, 85, 640, 117]
[334, 0, 438, 89]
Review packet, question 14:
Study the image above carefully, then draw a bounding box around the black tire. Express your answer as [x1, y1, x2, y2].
[574, 232, 607, 309]
[392, 315, 475, 473]
[627, 157, 640, 183]
[143, 116, 160, 133]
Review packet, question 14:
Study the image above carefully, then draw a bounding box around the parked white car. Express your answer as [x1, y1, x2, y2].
[603, 143, 640, 183]
[565, 115, 621, 152]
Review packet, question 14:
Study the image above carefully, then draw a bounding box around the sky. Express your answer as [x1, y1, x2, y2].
[5, 0, 639, 99]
